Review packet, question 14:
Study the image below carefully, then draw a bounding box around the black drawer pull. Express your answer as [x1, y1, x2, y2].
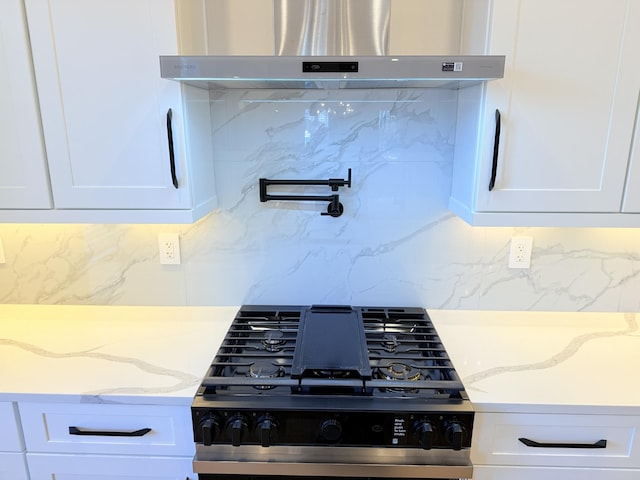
[69, 426, 152, 437]
[519, 437, 607, 449]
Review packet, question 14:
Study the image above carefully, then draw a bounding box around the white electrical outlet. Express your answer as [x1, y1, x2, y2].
[508, 236, 533, 269]
[0, 238, 5, 264]
[158, 233, 181, 265]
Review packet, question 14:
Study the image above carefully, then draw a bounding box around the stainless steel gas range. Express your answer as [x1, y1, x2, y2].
[192, 305, 473, 479]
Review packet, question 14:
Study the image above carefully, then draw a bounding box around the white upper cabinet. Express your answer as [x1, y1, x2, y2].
[0, 0, 51, 209]
[2, 0, 217, 223]
[622, 105, 640, 212]
[450, 0, 640, 226]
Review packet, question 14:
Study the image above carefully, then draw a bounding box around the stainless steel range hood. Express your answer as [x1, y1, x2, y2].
[161, 0, 504, 90]
[160, 55, 504, 90]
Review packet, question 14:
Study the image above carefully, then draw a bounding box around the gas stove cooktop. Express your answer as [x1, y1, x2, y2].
[197, 304, 467, 398]
[192, 305, 473, 452]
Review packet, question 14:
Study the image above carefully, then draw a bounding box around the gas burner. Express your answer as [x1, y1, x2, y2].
[262, 330, 286, 352]
[248, 360, 285, 390]
[375, 363, 423, 393]
[376, 362, 422, 382]
[380, 333, 399, 352]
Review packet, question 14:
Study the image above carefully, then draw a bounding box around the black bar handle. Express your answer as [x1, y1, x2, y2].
[488, 109, 501, 191]
[166, 108, 179, 189]
[69, 426, 152, 437]
[518, 437, 607, 449]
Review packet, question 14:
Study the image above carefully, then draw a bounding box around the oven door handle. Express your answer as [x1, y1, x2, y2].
[69, 426, 152, 437]
[518, 437, 607, 449]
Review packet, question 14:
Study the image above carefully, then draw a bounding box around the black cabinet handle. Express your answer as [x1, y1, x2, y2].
[69, 426, 152, 437]
[166, 108, 179, 189]
[488, 109, 501, 191]
[518, 437, 607, 449]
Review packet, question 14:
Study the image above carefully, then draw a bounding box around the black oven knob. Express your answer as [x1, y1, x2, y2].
[444, 421, 468, 451]
[226, 415, 249, 447]
[320, 418, 342, 443]
[256, 415, 278, 447]
[413, 420, 436, 450]
[200, 414, 222, 446]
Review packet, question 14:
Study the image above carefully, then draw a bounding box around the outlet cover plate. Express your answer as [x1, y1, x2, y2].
[158, 233, 181, 265]
[508, 236, 533, 269]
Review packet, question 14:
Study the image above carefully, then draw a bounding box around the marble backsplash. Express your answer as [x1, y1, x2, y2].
[1, 88, 640, 311]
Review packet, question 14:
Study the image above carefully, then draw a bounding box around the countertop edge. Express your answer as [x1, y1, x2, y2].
[0, 392, 196, 406]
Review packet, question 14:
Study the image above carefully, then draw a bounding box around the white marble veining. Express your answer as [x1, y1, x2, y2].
[1, 87, 640, 310]
[430, 310, 640, 414]
[0, 305, 236, 404]
[2, 305, 639, 416]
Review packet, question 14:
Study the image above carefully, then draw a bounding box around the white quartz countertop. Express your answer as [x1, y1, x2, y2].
[429, 310, 640, 415]
[1, 305, 638, 414]
[0, 304, 236, 405]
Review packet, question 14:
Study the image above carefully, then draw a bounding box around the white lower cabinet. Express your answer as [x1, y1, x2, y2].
[0, 453, 30, 480]
[471, 412, 640, 479]
[19, 402, 196, 479]
[473, 465, 640, 480]
[26, 453, 194, 480]
[0, 402, 29, 480]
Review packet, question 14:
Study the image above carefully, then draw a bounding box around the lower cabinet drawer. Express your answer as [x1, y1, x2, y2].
[0, 402, 24, 452]
[0, 452, 29, 480]
[473, 465, 640, 480]
[26, 452, 195, 480]
[472, 413, 640, 469]
[19, 402, 194, 456]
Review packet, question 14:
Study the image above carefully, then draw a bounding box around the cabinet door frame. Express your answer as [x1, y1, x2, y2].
[454, 0, 640, 218]
[0, 0, 52, 209]
[0, 452, 30, 480]
[24, 0, 193, 210]
[26, 452, 195, 480]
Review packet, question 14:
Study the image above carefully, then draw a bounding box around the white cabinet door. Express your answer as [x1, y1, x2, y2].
[0, 402, 24, 452]
[24, 0, 193, 210]
[451, 0, 640, 225]
[622, 103, 640, 212]
[20, 402, 196, 480]
[19, 402, 194, 456]
[0, 0, 51, 209]
[471, 412, 640, 469]
[471, 412, 640, 479]
[473, 465, 640, 480]
[0, 402, 28, 480]
[0, 453, 30, 480]
[26, 453, 195, 480]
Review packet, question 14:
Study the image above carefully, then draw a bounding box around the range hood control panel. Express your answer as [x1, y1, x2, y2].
[302, 61, 359, 73]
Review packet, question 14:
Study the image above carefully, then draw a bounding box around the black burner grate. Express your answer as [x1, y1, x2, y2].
[199, 305, 464, 399]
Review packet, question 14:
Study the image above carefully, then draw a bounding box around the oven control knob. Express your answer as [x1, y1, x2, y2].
[320, 418, 342, 443]
[413, 420, 436, 450]
[445, 421, 468, 451]
[200, 414, 221, 446]
[226, 416, 249, 447]
[256, 415, 278, 447]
